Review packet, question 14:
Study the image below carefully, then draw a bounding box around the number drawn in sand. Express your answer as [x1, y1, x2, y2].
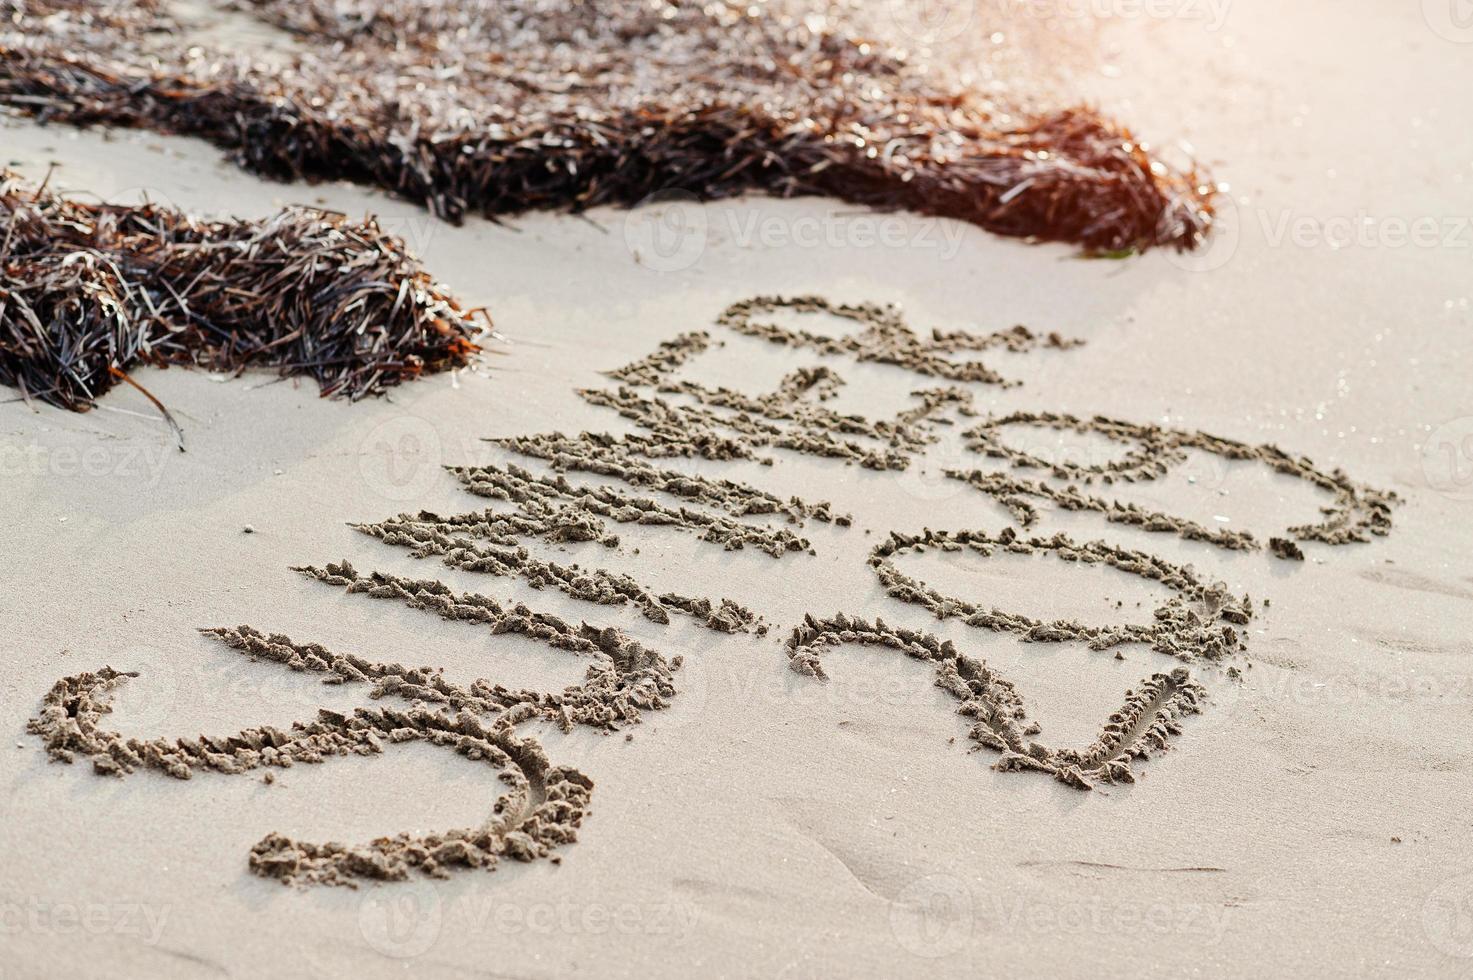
[28, 297, 1399, 884]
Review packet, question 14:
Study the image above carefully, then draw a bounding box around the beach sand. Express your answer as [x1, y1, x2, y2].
[2, 1, 1471, 976]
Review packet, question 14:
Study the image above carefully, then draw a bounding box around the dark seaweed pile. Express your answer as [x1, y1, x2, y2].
[0, 0, 1214, 253]
[0, 171, 482, 411]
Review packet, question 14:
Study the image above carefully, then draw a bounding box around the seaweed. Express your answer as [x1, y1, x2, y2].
[0, 171, 483, 411]
[0, 0, 1216, 253]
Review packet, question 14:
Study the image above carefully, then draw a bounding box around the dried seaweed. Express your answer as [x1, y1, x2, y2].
[0, 171, 482, 411]
[0, 0, 1214, 253]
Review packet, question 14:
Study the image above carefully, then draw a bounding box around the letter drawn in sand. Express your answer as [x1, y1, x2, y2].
[26, 296, 1400, 884]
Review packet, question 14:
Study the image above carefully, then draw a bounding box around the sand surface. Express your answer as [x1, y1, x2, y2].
[3, 1, 1472, 977]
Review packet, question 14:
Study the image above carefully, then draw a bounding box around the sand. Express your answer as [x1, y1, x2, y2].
[3, 1, 1472, 977]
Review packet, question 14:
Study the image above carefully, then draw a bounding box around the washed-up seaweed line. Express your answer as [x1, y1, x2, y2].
[0, 171, 482, 411]
[29, 626, 623, 886]
[787, 614, 1203, 790]
[0, 0, 1214, 253]
[870, 527, 1254, 662]
[957, 411, 1398, 550]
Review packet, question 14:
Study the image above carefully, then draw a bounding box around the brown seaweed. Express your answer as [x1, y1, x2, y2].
[0, 0, 1215, 253]
[0, 171, 483, 411]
